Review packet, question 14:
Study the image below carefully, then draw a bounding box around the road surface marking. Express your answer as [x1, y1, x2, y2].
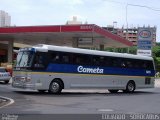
[98, 109, 114, 112]
[0, 96, 14, 109]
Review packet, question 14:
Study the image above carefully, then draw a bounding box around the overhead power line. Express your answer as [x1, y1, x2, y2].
[103, 0, 160, 12]
[103, 0, 160, 28]
[127, 3, 160, 11]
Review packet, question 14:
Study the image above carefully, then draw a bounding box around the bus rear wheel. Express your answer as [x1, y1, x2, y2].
[123, 81, 135, 93]
[49, 79, 63, 94]
[108, 90, 119, 93]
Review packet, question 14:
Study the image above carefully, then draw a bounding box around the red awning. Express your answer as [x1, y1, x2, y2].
[0, 24, 133, 48]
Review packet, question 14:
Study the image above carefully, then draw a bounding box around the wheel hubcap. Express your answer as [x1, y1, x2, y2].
[128, 83, 134, 91]
[51, 82, 59, 92]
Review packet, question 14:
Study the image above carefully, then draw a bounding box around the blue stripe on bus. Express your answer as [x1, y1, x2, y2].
[45, 63, 155, 77]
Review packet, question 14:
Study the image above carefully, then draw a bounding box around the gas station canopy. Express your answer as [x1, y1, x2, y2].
[0, 24, 133, 49]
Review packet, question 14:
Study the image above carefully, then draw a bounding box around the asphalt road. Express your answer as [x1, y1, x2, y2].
[0, 80, 160, 115]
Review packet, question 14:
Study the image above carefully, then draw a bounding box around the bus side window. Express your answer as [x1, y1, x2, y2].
[83, 54, 92, 65]
[99, 56, 105, 66]
[142, 60, 153, 70]
[34, 54, 45, 68]
[120, 61, 126, 68]
[51, 53, 60, 63]
[92, 56, 105, 66]
[133, 60, 140, 69]
[75, 57, 81, 64]
[93, 56, 100, 66]
[133, 60, 146, 69]
[112, 57, 119, 67]
[73, 54, 81, 64]
[63, 56, 69, 63]
[147, 61, 154, 70]
[120, 58, 133, 68]
[74, 54, 92, 65]
[142, 61, 147, 69]
[105, 57, 112, 67]
[61, 52, 70, 64]
[126, 60, 133, 68]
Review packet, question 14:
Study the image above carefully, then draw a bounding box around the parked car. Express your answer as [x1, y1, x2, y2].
[0, 67, 11, 84]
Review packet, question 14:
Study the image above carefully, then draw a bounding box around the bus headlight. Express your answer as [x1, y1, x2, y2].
[19, 77, 26, 82]
[26, 77, 31, 82]
[15, 77, 31, 82]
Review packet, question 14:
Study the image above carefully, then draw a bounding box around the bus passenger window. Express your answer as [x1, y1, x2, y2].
[74, 54, 91, 65]
[105, 57, 114, 67]
[121, 62, 126, 67]
[126, 61, 133, 68]
[34, 54, 45, 68]
[142, 62, 147, 69]
[51, 54, 59, 63]
[99, 57, 105, 66]
[147, 61, 154, 70]
[62, 56, 69, 63]
[76, 57, 81, 64]
[93, 56, 100, 66]
[112, 58, 118, 67]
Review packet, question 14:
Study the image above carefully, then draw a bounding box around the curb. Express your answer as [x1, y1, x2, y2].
[0, 96, 14, 109]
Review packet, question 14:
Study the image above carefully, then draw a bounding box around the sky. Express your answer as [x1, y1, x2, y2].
[0, 0, 160, 42]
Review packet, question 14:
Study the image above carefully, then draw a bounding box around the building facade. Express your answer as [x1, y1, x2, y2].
[103, 26, 156, 46]
[0, 10, 11, 27]
[66, 16, 82, 25]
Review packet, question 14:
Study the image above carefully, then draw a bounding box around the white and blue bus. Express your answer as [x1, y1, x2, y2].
[12, 44, 155, 94]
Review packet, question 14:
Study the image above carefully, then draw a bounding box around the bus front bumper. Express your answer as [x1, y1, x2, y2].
[12, 82, 35, 90]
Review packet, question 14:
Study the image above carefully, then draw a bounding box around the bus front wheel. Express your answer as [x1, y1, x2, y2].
[4, 80, 9, 84]
[123, 81, 135, 93]
[49, 79, 63, 94]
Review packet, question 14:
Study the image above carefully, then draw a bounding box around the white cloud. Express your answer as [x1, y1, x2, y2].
[68, 0, 84, 5]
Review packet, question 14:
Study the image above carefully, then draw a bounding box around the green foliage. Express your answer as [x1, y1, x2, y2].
[105, 46, 137, 54]
[156, 42, 160, 46]
[154, 57, 160, 72]
[128, 46, 137, 54]
[152, 45, 160, 57]
[152, 43, 160, 72]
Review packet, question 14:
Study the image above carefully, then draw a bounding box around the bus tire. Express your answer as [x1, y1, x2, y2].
[4, 80, 9, 84]
[124, 81, 135, 93]
[49, 79, 63, 94]
[108, 90, 119, 93]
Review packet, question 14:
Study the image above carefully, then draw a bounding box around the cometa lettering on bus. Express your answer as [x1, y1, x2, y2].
[77, 66, 104, 74]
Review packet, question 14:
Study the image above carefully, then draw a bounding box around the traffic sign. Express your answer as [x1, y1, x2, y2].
[137, 27, 153, 56]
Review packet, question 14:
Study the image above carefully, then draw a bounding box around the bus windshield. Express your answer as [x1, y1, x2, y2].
[16, 51, 34, 68]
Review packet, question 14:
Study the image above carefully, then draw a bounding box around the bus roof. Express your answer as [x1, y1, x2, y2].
[32, 44, 153, 61]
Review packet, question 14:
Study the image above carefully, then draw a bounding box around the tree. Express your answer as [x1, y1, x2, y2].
[152, 43, 160, 72]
